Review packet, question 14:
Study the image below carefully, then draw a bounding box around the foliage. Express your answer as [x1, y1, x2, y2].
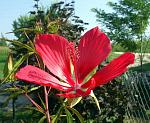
[0, 108, 43, 123]
[74, 78, 127, 123]
[136, 39, 150, 53]
[0, 47, 9, 79]
[1, 1, 88, 122]
[0, 1, 134, 123]
[0, 40, 7, 46]
[13, 0, 87, 43]
[112, 39, 150, 53]
[11, 0, 88, 71]
[92, 0, 150, 51]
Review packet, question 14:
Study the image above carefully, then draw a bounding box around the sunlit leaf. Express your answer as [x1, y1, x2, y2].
[0, 38, 35, 52]
[12, 28, 36, 33]
[27, 86, 41, 93]
[2, 52, 34, 84]
[47, 21, 59, 34]
[3, 53, 14, 81]
[66, 97, 82, 108]
[0, 87, 20, 94]
[90, 91, 101, 113]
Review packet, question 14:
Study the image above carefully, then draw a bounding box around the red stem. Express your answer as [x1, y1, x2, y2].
[44, 86, 51, 123]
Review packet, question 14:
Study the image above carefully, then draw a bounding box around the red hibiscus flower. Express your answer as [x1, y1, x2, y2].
[15, 27, 135, 98]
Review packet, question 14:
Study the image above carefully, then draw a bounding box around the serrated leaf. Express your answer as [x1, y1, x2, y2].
[67, 107, 84, 123]
[90, 91, 101, 113]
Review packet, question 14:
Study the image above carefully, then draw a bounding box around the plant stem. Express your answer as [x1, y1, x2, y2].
[44, 86, 51, 123]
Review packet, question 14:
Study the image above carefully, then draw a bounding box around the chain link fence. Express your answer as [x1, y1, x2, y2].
[123, 71, 150, 123]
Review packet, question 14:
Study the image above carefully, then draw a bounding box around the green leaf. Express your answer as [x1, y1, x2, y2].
[146, 110, 150, 116]
[65, 108, 74, 123]
[2, 52, 34, 84]
[38, 93, 46, 109]
[90, 91, 101, 113]
[3, 53, 14, 81]
[68, 97, 82, 108]
[0, 38, 35, 52]
[38, 115, 46, 123]
[12, 28, 36, 33]
[67, 107, 84, 123]
[47, 21, 59, 34]
[52, 106, 64, 123]
[27, 86, 41, 93]
[0, 87, 20, 94]
[23, 107, 44, 114]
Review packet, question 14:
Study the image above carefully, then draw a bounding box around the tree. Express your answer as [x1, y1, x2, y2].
[92, 0, 150, 52]
[12, 0, 88, 61]
[0, 34, 7, 46]
[13, 1, 87, 43]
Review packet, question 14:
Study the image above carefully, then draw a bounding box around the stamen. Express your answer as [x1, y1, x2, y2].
[68, 42, 79, 85]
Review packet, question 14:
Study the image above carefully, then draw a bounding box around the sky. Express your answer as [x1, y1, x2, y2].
[0, 0, 114, 39]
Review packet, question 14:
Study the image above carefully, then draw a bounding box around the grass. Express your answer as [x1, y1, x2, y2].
[0, 46, 9, 79]
[108, 52, 150, 72]
[107, 52, 120, 61]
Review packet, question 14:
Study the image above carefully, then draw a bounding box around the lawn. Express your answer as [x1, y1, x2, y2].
[0, 46, 9, 79]
[108, 52, 150, 72]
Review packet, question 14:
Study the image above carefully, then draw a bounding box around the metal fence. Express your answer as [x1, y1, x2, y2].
[123, 71, 150, 123]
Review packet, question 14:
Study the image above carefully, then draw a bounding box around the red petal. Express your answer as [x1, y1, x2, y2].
[82, 52, 135, 88]
[58, 78, 96, 98]
[15, 65, 73, 92]
[57, 92, 80, 98]
[77, 78, 96, 96]
[35, 34, 75, 86]
[77, 27, 112, 82]
[57, 88, 92, 98]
